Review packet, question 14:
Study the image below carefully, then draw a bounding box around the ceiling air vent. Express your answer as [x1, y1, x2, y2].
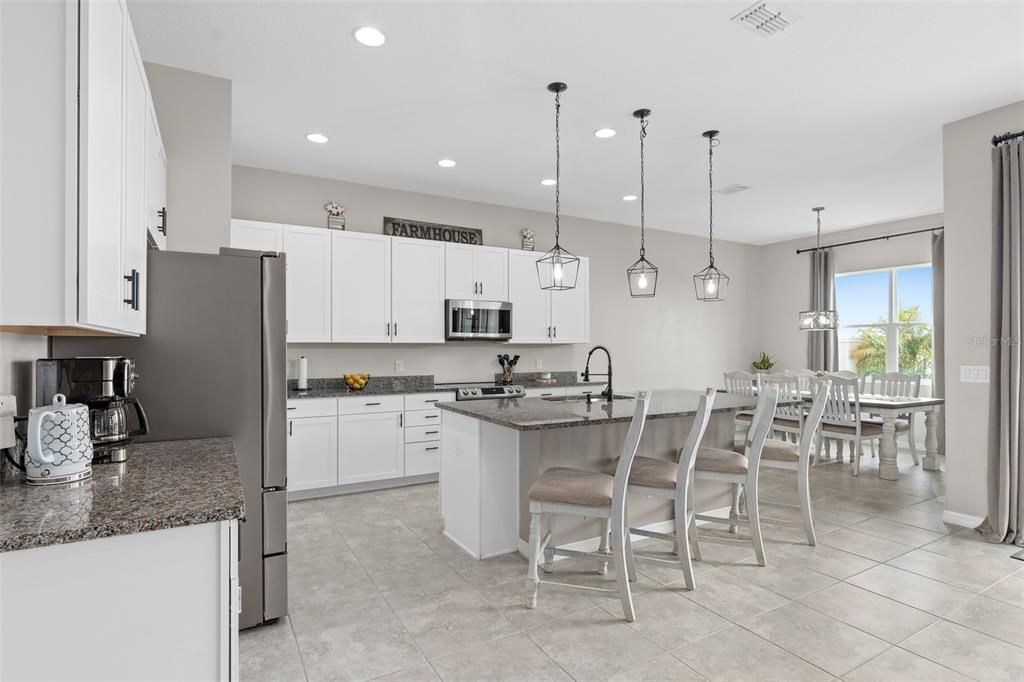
[731, 2, 799, 37]
[714, 184, 752, 195]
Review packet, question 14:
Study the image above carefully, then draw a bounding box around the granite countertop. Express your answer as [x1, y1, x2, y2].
[288, 375, 436, 400]
[436, 388, 792, 431]
[0, 437, 245, 553]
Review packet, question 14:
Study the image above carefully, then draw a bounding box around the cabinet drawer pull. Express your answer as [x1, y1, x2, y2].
[288, 421, 293, 437]
[399, 413, 403, 427]
[287, 407, 297, 411]
[424, 414, 438, 419]
[123, 269, 140, 310]
[425, 430, 439, 435]
[425, 446, 439, 451]
[424, 399, 439, 403]
[158, 207, 168, 235]
[365, 402, 382, 406]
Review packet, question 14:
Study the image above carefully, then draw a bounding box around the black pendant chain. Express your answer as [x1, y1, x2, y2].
[707, 134, 720, 267]
[639, 115, 648, 257]
[553, 88, 561, 244]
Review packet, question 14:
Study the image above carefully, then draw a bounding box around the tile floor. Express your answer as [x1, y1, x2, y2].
[241, 451, 1024, 681]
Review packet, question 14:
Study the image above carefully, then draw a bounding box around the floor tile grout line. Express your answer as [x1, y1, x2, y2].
[940, 594, 1024, 650]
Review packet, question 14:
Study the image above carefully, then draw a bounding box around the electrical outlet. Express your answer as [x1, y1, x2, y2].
[960, 365, 990, 384]
[395, 360, 404, 373]
[535, 358, 543, 370]
[0, 394, 17, 449]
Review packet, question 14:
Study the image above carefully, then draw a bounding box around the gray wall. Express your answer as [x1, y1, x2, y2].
[232, 165, 764, 389]
[0, 333, 45, 410]
[942, 100, 1024, 522]
[145, 63, 231, 254]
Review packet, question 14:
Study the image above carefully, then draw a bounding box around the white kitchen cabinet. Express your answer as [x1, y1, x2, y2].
[283, 225, 332, 342]
[288, 415, 338, 492]
[231, 219, 283, 252]
[524, 387, 568, 398]
[508, 250, 553, 343]
[145, 103, 168, 251]
[508, 251, 589, 344]
[444, 244, 508, 301]
[332, 231, 392, 343]
[0, 0, 160, 336]
[550, 257, 590, 343]
[391, 238, 445, 343]
[339, 411, 405, 484]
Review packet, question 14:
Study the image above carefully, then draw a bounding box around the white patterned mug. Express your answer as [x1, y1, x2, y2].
[26, 394, 93, 485]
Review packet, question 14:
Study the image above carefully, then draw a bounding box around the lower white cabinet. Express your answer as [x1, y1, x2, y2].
[405, 440, 441, 476]
[287, 415, 338, 492]
[339, 411, 405, 484]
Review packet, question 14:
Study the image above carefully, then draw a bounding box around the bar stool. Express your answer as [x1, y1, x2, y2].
[605, 388, 717, 590]
[526, 391, 651, 622]
[693, 387, 779, 567]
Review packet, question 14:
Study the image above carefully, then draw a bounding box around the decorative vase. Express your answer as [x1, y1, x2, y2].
[521, 229, 536, 251]
[328, 215, 345, 230]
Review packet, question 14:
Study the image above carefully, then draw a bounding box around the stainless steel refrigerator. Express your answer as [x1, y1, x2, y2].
[52, 248, 288, 630]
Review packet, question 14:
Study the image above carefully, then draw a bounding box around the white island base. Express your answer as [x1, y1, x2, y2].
[441, 410, 738, 560]
[0, 520, 239, 681]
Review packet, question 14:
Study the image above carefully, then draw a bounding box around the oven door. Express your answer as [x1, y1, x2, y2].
[445, 300, 513, 340]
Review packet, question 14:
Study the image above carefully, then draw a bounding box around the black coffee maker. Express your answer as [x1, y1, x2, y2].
[36, 357, 149, 462]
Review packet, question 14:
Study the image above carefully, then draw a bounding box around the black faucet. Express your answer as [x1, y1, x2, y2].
[582, 345, 614, 401]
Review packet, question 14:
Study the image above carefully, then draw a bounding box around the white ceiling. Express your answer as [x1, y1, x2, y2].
[128, 1, 1024, 245]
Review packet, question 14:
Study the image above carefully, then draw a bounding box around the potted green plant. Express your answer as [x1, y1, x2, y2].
[751, 351, 775, 374]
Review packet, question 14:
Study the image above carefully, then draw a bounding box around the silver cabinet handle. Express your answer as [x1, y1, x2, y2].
[123, 269, 140, 310]
[158, 207, 168, 235]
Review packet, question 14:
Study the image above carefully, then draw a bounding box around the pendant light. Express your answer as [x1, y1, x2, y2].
[799, 206, 838, 331]
[693, 130, 729, 302]
[536, 82, 580, 291]
[626, 109, 658, 297]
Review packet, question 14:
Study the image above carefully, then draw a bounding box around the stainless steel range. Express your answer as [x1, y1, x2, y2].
[434, 382, 526, 401]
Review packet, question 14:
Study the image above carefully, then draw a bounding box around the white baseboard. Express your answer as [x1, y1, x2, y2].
[942, 509, 985, 529]
[287, 473, 439, 501]
[516, 505, 733, 560]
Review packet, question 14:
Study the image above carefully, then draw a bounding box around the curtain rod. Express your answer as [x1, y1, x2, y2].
[993, 130, 1024, 146]
[795, 225, 944, 255]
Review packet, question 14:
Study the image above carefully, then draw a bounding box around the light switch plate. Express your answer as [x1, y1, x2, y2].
[395, 360, 404, 373]
[0, 394, 16, 449]
[960, 365, 990, 384]
[535, 358, 543, 370]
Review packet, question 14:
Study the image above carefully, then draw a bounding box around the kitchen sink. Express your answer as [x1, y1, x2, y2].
[542, 394, 634, 402]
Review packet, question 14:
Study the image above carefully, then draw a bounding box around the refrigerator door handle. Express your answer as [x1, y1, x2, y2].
[261, 254, 288, 489]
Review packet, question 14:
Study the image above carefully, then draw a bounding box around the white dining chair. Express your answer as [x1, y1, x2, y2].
[814, 376, 883, 476]
[693, 387, 780, 567]
[743, 380, 831, 545]
[758, 373, 803, 442]
[605, 388, 717, 590]
[783, 369, 818, 393]
[526, 391, 651, 622]
[866, 372, 921, 464]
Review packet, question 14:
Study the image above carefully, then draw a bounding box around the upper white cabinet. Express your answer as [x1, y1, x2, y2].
[145, 104, 168, 251]
[231, 220, 283, 252]
[331, 231, 392, 343]
[392, 239, 445, 343]
[508, 250, 589, 344]
[0, 0, 162, 335]
[444, 244, 508, 301]
[283, 226, 332, 342]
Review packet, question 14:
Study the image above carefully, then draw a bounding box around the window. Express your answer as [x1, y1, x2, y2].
[834, 265, 933, 379]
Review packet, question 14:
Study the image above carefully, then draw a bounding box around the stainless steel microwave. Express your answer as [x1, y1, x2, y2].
[445, 300, 513, 340]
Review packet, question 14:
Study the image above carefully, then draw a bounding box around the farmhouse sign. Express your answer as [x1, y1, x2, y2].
[382, 217, 483, 245]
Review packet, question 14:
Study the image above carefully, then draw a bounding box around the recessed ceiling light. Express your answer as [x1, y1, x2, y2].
[623, 194, 638, 201]
[540, 178, 557, 186]
[438, 159, 456, 168]
[353, 26, 386, 47]
[594, 128, 617, 139]
[306, 132, 329, 144]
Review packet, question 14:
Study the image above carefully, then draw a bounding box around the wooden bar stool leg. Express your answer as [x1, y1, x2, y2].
[623, 523, 637, 582]
[675, 479, 697, 589]
[611, 517, 635, 622]
[745, 477, 766, 567]
[527, 511, 542, 608]
[798, 459, 816, 546]
[729, 483, 742, 533]
[598, 517, 610, 576]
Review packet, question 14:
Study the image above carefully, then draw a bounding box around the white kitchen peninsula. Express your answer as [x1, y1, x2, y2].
[437, 389, 762, 559]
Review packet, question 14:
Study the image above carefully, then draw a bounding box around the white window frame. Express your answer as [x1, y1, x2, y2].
[835, 262, 933, 383]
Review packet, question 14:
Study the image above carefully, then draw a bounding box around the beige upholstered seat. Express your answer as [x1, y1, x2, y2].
[695, 448, 749, 475]
[528, 467, 614, 507]
[820, 421, 884, 436]
[737, 413, 799, 429]
[863, 417, 910, 432]
[604, 455, 676, 489]
[739, 439, 800, 463]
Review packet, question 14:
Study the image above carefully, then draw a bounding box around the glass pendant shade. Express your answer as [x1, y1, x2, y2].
[693, 264, 730, 302]
[627, 256, 658, 297]
[798, 310, 837, 331]
[536, 245, 580, 291]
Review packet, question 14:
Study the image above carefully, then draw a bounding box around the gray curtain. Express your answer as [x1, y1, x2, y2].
[982, 139, 1023, 546]
[807, 248, 839, 371]
[932, 232, 946, 454]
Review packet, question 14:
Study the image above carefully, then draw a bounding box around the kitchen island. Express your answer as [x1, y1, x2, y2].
[0, 437, 244, 681]
[437, 389, 761, 559]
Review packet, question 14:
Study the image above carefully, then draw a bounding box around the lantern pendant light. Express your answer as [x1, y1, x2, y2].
[627, 109, 658, 298]
[536, 82, 580, 291]
[693, 130, 729, 302]
[799, 206, 838, 331]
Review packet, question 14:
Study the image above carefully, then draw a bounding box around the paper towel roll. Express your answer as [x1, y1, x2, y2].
[297, 356, 308, 390]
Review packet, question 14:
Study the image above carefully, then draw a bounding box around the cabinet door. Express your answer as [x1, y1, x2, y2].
[524, 387, 568, 398]
[230, 219, 282, 252]
[444, 243, 477, 300]
[339, 412, 404, 484]
[550, 257, 589, 343]
[507, 250, 551, 343]
[121, 34, 147, 334]
[331, 231, 391, 343]
[288, 416, 338, 491]
[476, 246, 509, 301]
[391, 238, 444, 343]
[78, 0, 126, 331]
[145, 104, 167, 251]
[282, 225, 331, 342]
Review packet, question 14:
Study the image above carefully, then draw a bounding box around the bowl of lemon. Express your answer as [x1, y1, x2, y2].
[344, 373, 370, 391]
